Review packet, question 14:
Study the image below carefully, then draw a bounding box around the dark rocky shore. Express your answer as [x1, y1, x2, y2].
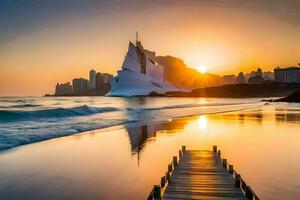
[160, 84, 300, 98]
[272, 91, 300, 102]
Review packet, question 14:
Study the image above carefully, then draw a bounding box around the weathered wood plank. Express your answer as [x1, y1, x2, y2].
[162, 150, 247, 200]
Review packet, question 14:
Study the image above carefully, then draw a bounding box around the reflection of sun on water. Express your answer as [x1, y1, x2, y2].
[198, 115, 207, 130]
[197, 98, 207, 104]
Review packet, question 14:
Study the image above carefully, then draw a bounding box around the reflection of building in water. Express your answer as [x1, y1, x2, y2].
[275, 109, 286, 123]
[127, 124, 160, 152]
[238, 113, 245, 124]
[126, 119, 188, 164]
[275, 108, 300, 123]
[241, 110, 263, 124]
[210, 110, 263, 125]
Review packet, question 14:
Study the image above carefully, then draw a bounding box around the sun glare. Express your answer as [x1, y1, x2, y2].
[198, 115, 207, 130]
[197, 64, 207, 73]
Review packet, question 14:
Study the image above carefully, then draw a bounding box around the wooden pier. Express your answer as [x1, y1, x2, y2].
[147, 146, 259, 200]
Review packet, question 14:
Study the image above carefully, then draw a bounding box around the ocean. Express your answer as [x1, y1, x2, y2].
[1, 97, 300, 199]
[0, 96, 260, 151]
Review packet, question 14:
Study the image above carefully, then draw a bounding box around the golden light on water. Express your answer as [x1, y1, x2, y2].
[198, 115, 207, 130]
[197, 98, 207, 104]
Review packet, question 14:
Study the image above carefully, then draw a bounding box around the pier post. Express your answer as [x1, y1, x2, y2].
[217, 150, 221, 157]
[166, 171, 171, 181]
[253, 193, 260, 200]
[168, 164, 172, 172]
[229, 165, 233, 174]
[245, 186, 254, 199]
[241, 179, 247, 191]
[179, 150, 182, 159]
[213, 145, 217, 153]
[160, 176, 166, 187]
[235, 173, 241, 188]
[241, 178, 254, 199]
[146, 192, 153, 200]
[222, 159, 227, 168]
[153, 185, 161, 199]
[173, 156, 178, 166]
[182, 146, 186, 152]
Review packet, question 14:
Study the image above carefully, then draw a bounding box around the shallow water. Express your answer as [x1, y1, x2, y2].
[0, 96, 259, 150]
[0, 103, 300, 200]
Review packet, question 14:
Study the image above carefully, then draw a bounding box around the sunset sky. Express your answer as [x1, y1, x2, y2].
[1, 0, 300, 95]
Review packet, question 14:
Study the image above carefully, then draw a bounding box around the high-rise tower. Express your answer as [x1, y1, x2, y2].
[89, 69, 96, 90]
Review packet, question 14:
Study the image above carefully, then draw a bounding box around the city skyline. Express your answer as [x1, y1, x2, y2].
[1, 0, 300, 95]
[54, 69, 113, 96]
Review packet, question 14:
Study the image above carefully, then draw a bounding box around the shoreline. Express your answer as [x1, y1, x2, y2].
[1, 103, 300, 199]
[0, 103, 262, 154]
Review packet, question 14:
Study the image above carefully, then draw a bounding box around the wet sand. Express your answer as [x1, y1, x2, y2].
[0, 104, 300, 199]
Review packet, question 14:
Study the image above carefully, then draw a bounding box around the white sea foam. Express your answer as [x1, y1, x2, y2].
[0, 96, 262, 151]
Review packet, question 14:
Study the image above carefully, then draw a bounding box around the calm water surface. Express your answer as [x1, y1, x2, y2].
[0, 102, 300, 199]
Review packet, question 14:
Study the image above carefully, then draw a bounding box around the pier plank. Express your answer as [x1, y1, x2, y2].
[162, 150, 247, 200]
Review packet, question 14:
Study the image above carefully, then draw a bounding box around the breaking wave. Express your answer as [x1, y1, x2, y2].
[0, 97, 262, 151]
[0, 105, 119, 122]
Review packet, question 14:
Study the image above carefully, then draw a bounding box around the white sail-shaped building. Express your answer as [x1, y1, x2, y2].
[107, 40, 181, 96]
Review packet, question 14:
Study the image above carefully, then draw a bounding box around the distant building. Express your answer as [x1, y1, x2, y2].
[103, 73, 113, 84]
[95, 72, 104, 90]
[248, 76, 263, 84]
[274, 67, 300, 83]
[72, 78, 89, 95]
[143, 49, 156, 61]
[256, 68, 263, 77]
[249, 71, 257, 78]
[222, 75, 237, 85]
[89, 69, 96, 90]
[263, 71, 274, 81]
[247, 68, 265, 84]
[236, 72, 246, 84]
[94, 72, 113, 95]
[55, 82, 72, 96]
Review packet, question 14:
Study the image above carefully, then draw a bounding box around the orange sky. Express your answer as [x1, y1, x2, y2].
[1, 1, 300, 95]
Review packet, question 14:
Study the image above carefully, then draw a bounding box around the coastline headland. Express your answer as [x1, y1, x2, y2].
[159, 83, 300, 98]
[270, 91, 300, 102]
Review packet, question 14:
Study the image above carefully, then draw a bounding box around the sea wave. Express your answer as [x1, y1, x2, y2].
[0, 105, 119, 122]
[0, 99, 26, 103]
[0, 97, 261, 152]
[11, 104, 42, 108]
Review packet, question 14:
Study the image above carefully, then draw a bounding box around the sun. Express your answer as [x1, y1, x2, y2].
[197, 64, 207, 73]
